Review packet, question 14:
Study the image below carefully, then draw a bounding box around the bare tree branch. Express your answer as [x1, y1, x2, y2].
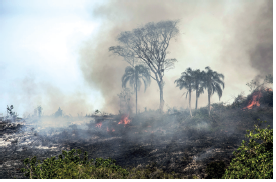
[109, 20, 180, 112]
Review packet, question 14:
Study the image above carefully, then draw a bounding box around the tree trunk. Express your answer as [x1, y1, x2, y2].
[195, 90, 198, 110]
[136, 79, 138, 115]
[189, 89, 193, 117]
[158, 81, 164, 113]
[208, 90, 211, 116]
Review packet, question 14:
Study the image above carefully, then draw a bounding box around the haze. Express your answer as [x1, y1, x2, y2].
[0, 0, 273, 117]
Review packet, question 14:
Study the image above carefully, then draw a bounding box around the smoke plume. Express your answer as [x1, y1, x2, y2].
[79, 0, 273, 114]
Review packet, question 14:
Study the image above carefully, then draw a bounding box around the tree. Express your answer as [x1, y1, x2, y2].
[7, 105, 16, 120]
[202, 67, 225, 116]
[54, 107, 63, 117]
[109, 20, 179, 112]
[191, 69, 205, 110]
[37, 106, 43, 118]
[175, 68, 194, 117]
[246, 74, 273, 92]
[7, 105, 14, 117]
[264, 74, 273, 84]
[122, 65, 151, 115]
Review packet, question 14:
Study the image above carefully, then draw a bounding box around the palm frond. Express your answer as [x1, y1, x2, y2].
[122, 76, 131, 88]
[214, 83, 223, 100]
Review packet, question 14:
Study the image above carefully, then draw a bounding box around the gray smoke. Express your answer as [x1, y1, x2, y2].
[18, 76, 96, 117]
[79, 0, 272, 114]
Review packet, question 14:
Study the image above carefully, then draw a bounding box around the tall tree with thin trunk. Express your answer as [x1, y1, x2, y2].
[122, 65, 151, 115]
[202, 67, 225, 116]
[109, 20, 179, 113]
[191, 69, 205, 110]
[175, 68, 194, 117]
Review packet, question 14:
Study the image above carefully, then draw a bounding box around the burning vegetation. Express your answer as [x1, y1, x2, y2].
[243, 90, 262, 110]
[0, 87, 273, 179]
[0, 16, 272, 178]
[0, 71, 273, 179]
[118, 115, 131, 125]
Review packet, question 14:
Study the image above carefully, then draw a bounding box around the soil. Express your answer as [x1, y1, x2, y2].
[0, 111, 272, 179]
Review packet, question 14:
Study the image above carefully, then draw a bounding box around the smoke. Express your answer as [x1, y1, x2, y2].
[79, 0, 272, 114]
[220, 0, 273, 86]
[17, 76, 97, 117]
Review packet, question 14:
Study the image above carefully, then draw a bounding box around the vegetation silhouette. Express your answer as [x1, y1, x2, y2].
[110, 20, 179, 113]
[122, 65, 151, 115]
[175, 68, 195, 117]
[201, 67, 225, 116]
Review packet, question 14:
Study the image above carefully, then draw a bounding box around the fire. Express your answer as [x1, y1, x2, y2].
[95, 122, 102, 128]
[243, 91, 262, 110]
[107, 127, 115, 132]
[266, 88, 272, 92]
[118, 115, 131, 126]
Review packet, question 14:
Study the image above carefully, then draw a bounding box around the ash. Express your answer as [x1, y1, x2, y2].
[0, 112, 271, 179]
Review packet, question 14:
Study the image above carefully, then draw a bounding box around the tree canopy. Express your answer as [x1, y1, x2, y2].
[110, 20, 180, 112]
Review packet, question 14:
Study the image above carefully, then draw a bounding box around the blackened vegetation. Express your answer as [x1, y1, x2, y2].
[205, 161, 226, 179]
[0, 95, 273, 179]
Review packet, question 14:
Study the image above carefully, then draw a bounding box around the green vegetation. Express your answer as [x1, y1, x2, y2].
[222, 120, 273, 179]
[20, 74, 273, 179]
[21, 149, 129, 179]
[21, 119, 272, 179]
[21, 149, 183, 179]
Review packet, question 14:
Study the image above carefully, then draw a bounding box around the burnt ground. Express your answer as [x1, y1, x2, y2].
[0, 108, 273, 179]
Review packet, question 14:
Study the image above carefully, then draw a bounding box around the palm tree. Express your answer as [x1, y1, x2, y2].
[202, 67, 225, 116]
[122, 65, 151, 115]
[191, 69, 205, 110]
[175, 68, 194, 117]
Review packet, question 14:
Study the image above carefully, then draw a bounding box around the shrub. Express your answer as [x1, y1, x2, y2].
[211, 102, 226, 111]
[223, 120, 273, 179]
[259, 88, 273, 107]
[21, 149, 181, 179]
[21, 149, 129, 179]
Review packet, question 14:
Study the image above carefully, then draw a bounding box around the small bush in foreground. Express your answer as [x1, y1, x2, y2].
[223, 120, 273, 179]
[21, 149, 181, 179]
[21, 149, 128, 179]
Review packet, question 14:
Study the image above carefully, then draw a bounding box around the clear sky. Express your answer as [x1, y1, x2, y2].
[0, 0, 273, 117]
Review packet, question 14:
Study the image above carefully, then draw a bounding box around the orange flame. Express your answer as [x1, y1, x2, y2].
[107, 127, 115, 132]
[95, 122, 102, 128]
[266, 88, 272, 92]
[118, 115, 131, 126]
[243, 91, 262, 110]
